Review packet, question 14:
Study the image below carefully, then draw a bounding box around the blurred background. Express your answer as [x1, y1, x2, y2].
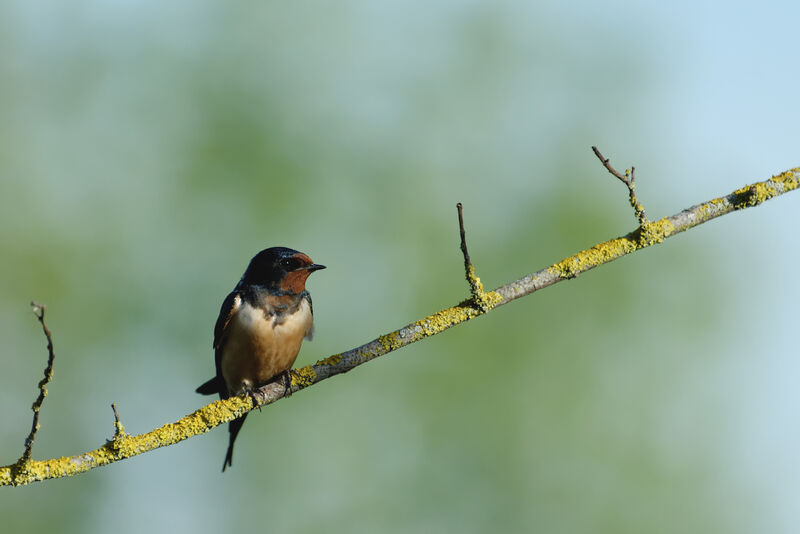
[1, 1, 798, 532]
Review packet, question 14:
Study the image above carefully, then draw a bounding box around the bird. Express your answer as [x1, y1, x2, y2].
[196, 246, 325, 471]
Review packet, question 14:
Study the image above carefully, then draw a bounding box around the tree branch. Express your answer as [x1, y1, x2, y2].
[2, 161, 798, 487]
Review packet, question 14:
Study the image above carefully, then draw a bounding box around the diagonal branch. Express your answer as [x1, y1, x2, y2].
[2, 165, 798, 486]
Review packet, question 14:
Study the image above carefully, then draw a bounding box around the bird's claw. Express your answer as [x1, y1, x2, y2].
[282, 369, 293, 398]
[243, 386, 262, 412]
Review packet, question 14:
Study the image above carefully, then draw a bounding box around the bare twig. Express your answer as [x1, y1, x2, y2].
[2, 165, 798, 486]
[592, 146, 648, 226]
[455, 203, 497, 312]
[457, 202, 471, 267]
[19, 302, 56, 464]
[111, 404, 126, 439]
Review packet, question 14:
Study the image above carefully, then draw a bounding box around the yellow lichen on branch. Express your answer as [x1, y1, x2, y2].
[465, 265, 503, 312]
[545, 217, 677, 281]
[2, 395, 252, 486]
[731, 169, 800, 209]
[290, 366, 317, 389]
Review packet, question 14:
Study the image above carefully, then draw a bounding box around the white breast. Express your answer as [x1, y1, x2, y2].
[221, 298, 313, 395]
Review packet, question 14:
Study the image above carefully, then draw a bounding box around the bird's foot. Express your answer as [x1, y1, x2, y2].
[282, 369, 294, 398]
[243, 385, 262, 412]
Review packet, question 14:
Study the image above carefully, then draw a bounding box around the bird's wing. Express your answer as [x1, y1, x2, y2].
[303, 292, 315, 341]
[214, 291, 240, 350]
[305, 291, 313, 316]
[213, 291, 241, 398]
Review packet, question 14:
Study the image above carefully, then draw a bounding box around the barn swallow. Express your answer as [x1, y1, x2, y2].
[196, 247, 325, 471]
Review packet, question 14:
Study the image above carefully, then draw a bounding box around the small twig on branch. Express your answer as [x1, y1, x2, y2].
[456, 203, 500, 312]
[2, 165, 798, 487]
[111, 404, 126, 440]
[592, 146, 649, 226]
[19, 302, 56, 465]
[457, 202, 472, 267]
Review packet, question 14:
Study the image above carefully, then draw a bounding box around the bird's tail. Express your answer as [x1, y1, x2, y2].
[196, 377, 222, 395]
[222, 414, 248, 472]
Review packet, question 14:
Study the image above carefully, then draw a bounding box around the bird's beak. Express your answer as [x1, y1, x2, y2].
[305, 264, 326, 272]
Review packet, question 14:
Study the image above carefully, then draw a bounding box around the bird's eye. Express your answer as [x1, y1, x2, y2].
[280, 258, 296, 270]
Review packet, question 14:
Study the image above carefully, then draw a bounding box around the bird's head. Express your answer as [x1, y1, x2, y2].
[240, 247, 325, 293]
